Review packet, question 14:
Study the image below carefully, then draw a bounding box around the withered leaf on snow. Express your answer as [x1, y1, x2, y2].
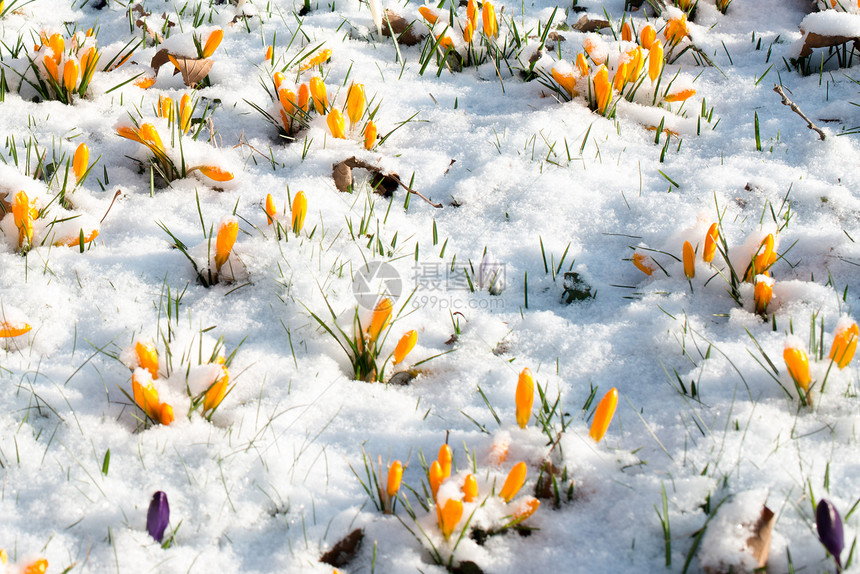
[799, 31, 860, 58]
[320, 528, 363, 567]
[381, 10, 425, 46]
[171, 57, 214, 87]
[571, 14, 610, 33]
[332, 157, 399, 197]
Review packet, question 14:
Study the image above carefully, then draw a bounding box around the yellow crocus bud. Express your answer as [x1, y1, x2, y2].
[214, 216, 239, 272]
[438, 444, 452, 478]
[197, 165, 234, 181]
[368, 297, 393, 343]
[310, 76, 328, 114]
[753, 233, 775, 277]
[203, 365, 229, 413]
[73, 142, 89, 182]
[482, 1, 497, 38]
[12, 190, 34, 248]
[664, 15, 688, 46]
[621, 21, 632, 42]
[132, 371, 162, 421]
[0, 548, 6, 563]
[134, 76, 156, 89]
[201, 28, 223, 58]
[179, 94, 193, 133]
[48, 33, 64, 62]
[429, 460, 443, 499]
[273, 72, 286, 90]
[327, 109, 345, 139]
[159, 403, 174, 425]
[52, 228, 99, 248]
[387, 460, 403, 498]
[279, 87, 297, 117]
[648, 40, 663, 82]
[265, 44, 273, 61]
[346, 83, 366, 127]
[63, 59, 79, 92]
[515, 367, 534, 429]
[632, 251, 654, 276]
[682, 240, 695, 279]
[576, 52, 589, 77]
[157, 95, 173, 119]
[613, 60, 629, 93]
[135, 340, 159, 379]
[43, 54, 59, 83]
[753, 275, 773, 316]
[640, 24, 656, 49]
[297, 83, 310, 112]
[664, 88, 695, 102]
[265, 193, 277, 225]
[21, 558, 49, 574]
[488, 434, 509, 465]
[589, 387, 618, 442]
[393, 329, 417, 364]
[627, 47, 644, 82]
[438, 498, 463, 539]
[463, 19, 475, 43]
[511, 496, 540, 523]
[418, 6, 438, 24]
[702, 223, 719, 263]
[291, 190, 307, 235]
[467, 0, 477, 29]
[784, 337, 811, 393]
[499, 462, 526, 502]
[0, 321, 31, 337]
[551, 67, 577, 97]
[463, 474, 478, 502]
[80, 46, 98, 80]
[364, 120, 377, 150]
[139, 123, 165, 153]
[299, 48, 332, 71]
[593, 65, 611, 114]
[830, 318, 859, 369]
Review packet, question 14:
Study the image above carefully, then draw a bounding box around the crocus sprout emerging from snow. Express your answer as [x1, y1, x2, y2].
[214, 217, 238, 273]
[147, 491, 170, 543]
[632, 251, 655, 276]
[0, 320, 31, 338]
[73, 143, 89, 183]
[438, 498, 463, 540]
[310, 77, 328, 114]
[429, 460, 443, 499]
[368, 297, 393, 344]
[648, 40, 663, 82]
[783, 336, 811, 394]
[201, 29, 223, 58]
[364, 120, 377, 150]
[589, 387, 618, 442]
[682, 240, 695, 279]
[327, 109, 346, 139]
[393, 330, 417, 364]
[135, 341, 159, 379]
[816, 498, 844, 571]
[387, 460, 403, 499]
[499, 461, 527, 502]
[346, 83, 366, 128]
[640, 24, 656, 49]
[291, 191, 307, 235]
[438, 444, 453, 478]
[753, 275, 774, 316]
[830, 318, 859, 369]
[202, 364, 229, 414]
[515, 367, 534, 429]
[482, 1, 497, 38]
[265, 193, 277, 225]
[702, 223, 719, 263]
[463, 474, 478, 502]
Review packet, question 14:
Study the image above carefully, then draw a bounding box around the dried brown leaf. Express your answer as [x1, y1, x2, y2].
[150, 49, 172, 74]
[571, 14, 610, 33]
[799, 31, 860, 57]
[320, 528, 363, 567]
[173, 57, 214, 87]
[0, 191, 10, 215]
[382, 10, 425, 46]
[747, 505, 775, 568]
[332, 161, 352, 192]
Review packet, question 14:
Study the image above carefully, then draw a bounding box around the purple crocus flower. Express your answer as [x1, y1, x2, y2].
[146, 491, 170, 543]
[816, 498, 844, 571]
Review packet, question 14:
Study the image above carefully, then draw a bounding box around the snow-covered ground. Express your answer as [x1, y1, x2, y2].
[3, 0, 860, 571]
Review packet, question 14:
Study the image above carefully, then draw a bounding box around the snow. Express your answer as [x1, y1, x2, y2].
[3, 0, 860, 572]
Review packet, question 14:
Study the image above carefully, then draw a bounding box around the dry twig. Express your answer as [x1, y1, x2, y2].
[773, 84, 826, 141]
